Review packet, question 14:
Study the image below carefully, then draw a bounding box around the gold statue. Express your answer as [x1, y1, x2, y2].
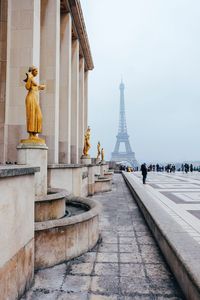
[83, 127, 91, 156]
[101, 148, 105, 161]
[21, 66, 46, 144]
[97, 141, 101, 159]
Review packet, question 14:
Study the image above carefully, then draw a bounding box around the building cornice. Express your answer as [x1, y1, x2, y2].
[61, 0, 94, 71]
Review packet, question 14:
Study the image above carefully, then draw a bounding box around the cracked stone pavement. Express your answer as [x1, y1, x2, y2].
[22, 174, 184, 300]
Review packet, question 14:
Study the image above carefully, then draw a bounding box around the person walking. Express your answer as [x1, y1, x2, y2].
[141, 163, 148, 184]
[184, 163, 189, 173]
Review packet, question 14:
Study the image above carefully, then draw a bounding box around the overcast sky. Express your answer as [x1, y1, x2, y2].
[81, 0, 200, 163]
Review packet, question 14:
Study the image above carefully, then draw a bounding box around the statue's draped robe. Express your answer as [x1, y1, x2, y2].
[83, 132, 90, 156]
[97, 145, 100, 158]
[25, 78, 42, 133]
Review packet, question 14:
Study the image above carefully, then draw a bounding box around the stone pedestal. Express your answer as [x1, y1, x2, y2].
[95, 164, 101, 176]
[104, 164, 109, 172]
[88, 165, 95, 196]
[100, 163, 106, 177]
[81, 155, 91, 165]
[17, 143, 48, 197]
[100, 162, 109, 177]
[95, 158, 101, 164]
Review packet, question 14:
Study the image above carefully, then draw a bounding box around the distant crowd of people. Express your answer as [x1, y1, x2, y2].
[120, 162, 198, 174]
[143, 163, 196, 173]
[140, 163, 197, 184]
[119, 162, 199, 185]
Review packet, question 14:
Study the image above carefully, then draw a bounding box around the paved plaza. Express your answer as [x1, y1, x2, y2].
[133, 171, 200, 244]
[23, 174, 183, 300]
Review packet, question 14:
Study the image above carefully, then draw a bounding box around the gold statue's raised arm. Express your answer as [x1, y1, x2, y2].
[83, 127, 91, 157]
[21, 66, 46, 144]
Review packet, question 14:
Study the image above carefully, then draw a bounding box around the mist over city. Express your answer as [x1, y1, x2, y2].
[82, 0, 200, 164]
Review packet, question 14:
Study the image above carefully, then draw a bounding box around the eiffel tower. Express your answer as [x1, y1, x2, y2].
[111, 81, 138, 167]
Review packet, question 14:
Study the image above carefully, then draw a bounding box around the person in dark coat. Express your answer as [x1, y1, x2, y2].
[184, 163, 189, 173]
[141, 163, 148, 184]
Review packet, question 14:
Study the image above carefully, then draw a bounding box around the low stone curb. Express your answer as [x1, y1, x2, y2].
[123, 172, 200, 300]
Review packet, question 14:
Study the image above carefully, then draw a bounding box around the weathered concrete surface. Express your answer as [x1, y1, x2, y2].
[0, 238, 34, 300]
[0, 166, 37, 300]
[35, 188, 68, 222]
[94, 178, 112, 193]
[34, 196, 101, 270]
[123, 171, 200, 300]
[48, 164, 89, 197]
[22, 174, 183, 299]
[17, 144, 48, 197]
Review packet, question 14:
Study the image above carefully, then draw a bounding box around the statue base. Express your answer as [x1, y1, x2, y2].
[95, 158, 101, 164]
[20, 136, 45, 145]
[17, 143, 48, 197]
[100, 161, 107, 176]
[100, 160, 106, 165]
[81, 155, 91, 165]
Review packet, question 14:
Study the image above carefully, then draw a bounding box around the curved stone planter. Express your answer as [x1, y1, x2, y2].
[35, 188, 69, 222]
[104, 171, 113, 181]
[95, 177, 112, 193]
[34, 196, 101, 270]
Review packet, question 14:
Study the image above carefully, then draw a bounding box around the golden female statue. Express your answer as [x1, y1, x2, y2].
[101, 148, 105, 161]
[97, 141, 101, 159]
[83, 127, 91, 156]
[22, 66, 45, 144]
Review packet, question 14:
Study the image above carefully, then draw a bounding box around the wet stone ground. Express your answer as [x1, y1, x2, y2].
[23, 174, 184, 300]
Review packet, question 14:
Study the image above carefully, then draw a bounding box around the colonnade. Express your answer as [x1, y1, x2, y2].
[2, 0, 91, 164]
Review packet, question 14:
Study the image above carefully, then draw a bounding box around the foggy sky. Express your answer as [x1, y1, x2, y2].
[81, 0, 200, 163]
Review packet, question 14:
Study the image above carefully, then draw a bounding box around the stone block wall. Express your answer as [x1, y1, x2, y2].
[0, 166, 37, 300]
[48, 164, 87, 197]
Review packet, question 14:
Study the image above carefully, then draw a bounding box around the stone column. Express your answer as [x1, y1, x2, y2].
[59, 13, 72, 163]
[5, 0, 41, 162]
[40, 0, 60, 164]
[84, 71, 89, 133]
[79, 58, 85, 160]
[0, 0, 7, 163]
[71, 39, 79, 164]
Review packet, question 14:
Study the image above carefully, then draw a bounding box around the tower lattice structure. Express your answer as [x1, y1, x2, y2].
[111, 81, 138, 167]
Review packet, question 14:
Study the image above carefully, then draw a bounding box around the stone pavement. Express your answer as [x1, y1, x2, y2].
[133, 171, 200, 244]
[22, 174, 183, 300]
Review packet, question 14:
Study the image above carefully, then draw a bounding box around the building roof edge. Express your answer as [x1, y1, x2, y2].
[61, 0, 94, 71]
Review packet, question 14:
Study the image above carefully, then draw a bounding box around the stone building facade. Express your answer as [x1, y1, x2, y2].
[0, 0, 93, 164]
[0, 1, 107, 299]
